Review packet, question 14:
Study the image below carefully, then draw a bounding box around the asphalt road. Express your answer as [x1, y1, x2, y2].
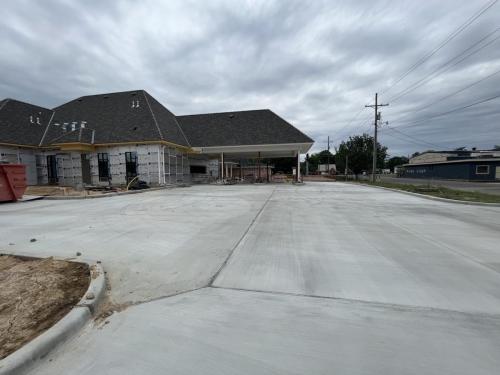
[380, 176, 500, 195]
[1, 183, 500, 374]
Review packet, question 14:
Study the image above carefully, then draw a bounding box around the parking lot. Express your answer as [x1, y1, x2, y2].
[1, 182, 500, 374]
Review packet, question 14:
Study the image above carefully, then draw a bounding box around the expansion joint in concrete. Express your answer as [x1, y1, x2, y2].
[209, 188, 276, 286]
[209, 285, 500, 321]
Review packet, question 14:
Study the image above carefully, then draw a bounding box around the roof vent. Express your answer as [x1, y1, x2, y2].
[131, 100, 140, 108]
[131, 92, 137, 96]
[36, 117, 41, 125]
[103, 96, 109, 99]
[229, 114, 235, 119]
[132, 126, 138, 131]
[29, 115, 34, 123]
[78, 99, 83, 102]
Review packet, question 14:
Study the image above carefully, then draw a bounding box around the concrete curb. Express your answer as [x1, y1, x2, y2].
[0, 255, 106, 375]
[356, 183, 500, 207]
[42, 185, 182, 200]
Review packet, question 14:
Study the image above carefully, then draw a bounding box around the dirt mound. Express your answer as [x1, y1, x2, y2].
[0, 255, 89, 359]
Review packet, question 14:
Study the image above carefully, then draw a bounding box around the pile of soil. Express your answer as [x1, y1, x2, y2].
[0, 255, 90, 359]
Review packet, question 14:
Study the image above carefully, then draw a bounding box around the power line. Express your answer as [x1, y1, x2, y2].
[343, 107, 367, 127]
[383, 125, 449, 149]
[329, 107, 367, 144]
[333, 95, 392, 145]
[339, 2, 498, 152]
[382, 0, 498, 95]
[381, 127, 455, 151]
[388, 27, 500, 103]
[344, 107, 384, 139]
[389, 67, 500, 123]
[391, 92, 500, 129]
[329, 117, 376, 149]
[381, 130, 439, 148]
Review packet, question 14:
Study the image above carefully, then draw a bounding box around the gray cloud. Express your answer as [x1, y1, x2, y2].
[1, 0, 499, 156]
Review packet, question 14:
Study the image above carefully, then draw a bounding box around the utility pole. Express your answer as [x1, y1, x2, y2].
[327, 136, 330, 175]
[365, 93, 388, 182]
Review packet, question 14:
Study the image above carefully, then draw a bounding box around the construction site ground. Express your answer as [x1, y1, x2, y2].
[0, 255, 89, 359]
[1, 183, 500, 374]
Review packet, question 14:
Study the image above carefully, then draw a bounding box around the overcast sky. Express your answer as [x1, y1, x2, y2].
[1, 0, 499, 156]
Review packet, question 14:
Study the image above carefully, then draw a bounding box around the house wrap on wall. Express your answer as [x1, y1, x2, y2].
[0, 90, 314, 187]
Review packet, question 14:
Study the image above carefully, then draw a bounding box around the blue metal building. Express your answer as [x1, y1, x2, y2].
[401, 150, 500, 181]
[402, 159, 500, 181]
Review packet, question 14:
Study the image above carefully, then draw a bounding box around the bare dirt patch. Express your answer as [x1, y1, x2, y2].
[0, 255, 89, 359]
[25, 186, 121, 197]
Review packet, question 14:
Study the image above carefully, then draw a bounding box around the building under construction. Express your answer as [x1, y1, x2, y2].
[0, 90, 313, 188]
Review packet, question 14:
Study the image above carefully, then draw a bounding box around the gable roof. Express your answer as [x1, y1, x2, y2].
[42, 90, 190, 147]
[0, 98, 54, 146]
[177, 109, 313, 148]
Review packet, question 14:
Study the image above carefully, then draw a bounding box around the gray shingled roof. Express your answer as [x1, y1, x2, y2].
[143, 91, 190, 147]
[0, 99, 54, 146]
[49, 127, 95, 144]
[42, 90, 190, 147]
[2, 93, 313, 150]
[177, 109, 313, 147]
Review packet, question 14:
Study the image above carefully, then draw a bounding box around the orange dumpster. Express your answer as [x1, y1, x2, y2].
[0, 164, 27, 202]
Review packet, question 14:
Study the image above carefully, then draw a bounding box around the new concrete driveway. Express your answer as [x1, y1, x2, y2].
[1, 183, 500, 374]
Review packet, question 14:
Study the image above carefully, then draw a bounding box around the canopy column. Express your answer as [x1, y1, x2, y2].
[296, 151, 301, 182]
[220, 152, 224, 180]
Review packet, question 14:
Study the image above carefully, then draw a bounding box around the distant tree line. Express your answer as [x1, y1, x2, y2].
[304, 133, 412, 175]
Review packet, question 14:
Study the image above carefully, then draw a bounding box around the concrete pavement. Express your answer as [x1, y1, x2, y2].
[0, 185, 273, 304]
[214, 184, 500, 313]
[29, 288, 500, 375]
[1, 183, 499, 374]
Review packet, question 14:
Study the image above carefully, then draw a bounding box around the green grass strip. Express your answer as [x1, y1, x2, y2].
[360, 180, 500, 204]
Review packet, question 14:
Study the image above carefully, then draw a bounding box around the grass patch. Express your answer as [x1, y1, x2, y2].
[359, 181, 500, 204]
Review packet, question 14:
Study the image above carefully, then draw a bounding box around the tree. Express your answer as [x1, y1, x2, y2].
[493, 145, 500, 150]
[335, 133, 387, 175]
[385, 156, 409, 172]
[306, 150, 335, 173]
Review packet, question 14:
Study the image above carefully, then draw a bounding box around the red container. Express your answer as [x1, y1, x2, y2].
[0, 164, 27, 202]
